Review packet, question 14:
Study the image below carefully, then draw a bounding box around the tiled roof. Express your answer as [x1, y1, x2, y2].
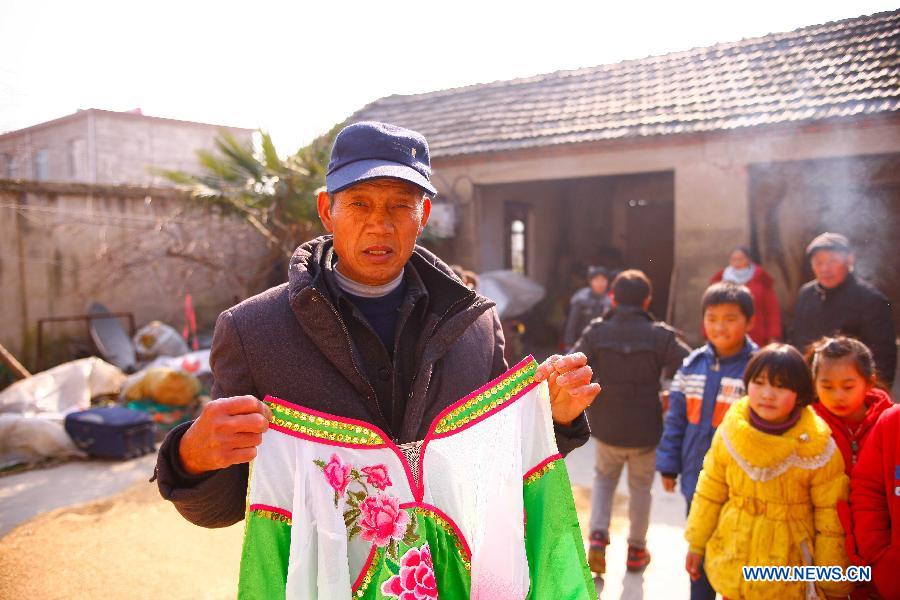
[351, 10, 900, 157]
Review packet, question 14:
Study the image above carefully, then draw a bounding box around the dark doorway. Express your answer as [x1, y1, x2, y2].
[556, 171, 675, 321]
[475, 170, 675, 350]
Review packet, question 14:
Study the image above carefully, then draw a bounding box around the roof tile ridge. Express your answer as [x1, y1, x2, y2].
[353, 8, 897, 114]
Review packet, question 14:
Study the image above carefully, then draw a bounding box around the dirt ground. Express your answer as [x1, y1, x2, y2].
[0, 480, 243, 600]
[0, 480, 600, 600]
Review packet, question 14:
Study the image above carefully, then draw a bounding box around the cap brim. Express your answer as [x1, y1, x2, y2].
[806, 245, 851, 258]
[326, 159, 437, 195]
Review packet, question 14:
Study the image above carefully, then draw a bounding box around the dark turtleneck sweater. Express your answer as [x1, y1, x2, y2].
[748, 405, 802, 435]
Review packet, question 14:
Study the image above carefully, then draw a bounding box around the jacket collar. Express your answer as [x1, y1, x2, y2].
[702, 337, 758, 365]
[722, 397, 833, 469]
[814, 272, 856, 299]
[287, 235, 474, 318]
[606, 304, 653, 322]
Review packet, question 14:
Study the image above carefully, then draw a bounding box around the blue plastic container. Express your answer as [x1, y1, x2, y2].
[64, 406, 156, 459]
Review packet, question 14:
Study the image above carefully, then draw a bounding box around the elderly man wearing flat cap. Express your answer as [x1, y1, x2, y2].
[789, 232, 896, 386]
[154, 121, 597, 528]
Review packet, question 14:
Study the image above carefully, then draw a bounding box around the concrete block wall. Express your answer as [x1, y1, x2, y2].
[0, 117, 89, 181]
[0, 110, 253, 187]
[92, 112, 252, 186]
[0, 181, 271, 370]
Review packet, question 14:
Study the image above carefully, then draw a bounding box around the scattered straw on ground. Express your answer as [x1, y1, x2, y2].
[0, 482, 615, 599]
[0, 480, 242, 600]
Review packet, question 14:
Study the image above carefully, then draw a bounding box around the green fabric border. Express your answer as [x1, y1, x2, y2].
[238, 510, 292, 600]
[265, 400, 386, 446]
[353, 510, 471, 598]
[524, 459, 597, 599]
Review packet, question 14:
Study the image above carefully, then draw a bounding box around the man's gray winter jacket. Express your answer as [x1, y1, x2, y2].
[155, 236, 590, 527]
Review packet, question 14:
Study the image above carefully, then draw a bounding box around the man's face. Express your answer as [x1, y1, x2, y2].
[317, 179, 431, 286]
[589, 275, 609, 295]
[810, 250, 853, 289]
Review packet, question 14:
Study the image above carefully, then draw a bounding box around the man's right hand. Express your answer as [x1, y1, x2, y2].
[178, 395, 273, 476]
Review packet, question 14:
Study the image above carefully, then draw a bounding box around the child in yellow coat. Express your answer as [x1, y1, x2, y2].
[684, 344, 852, 599]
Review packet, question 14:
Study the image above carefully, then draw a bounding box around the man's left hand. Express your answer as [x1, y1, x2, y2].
[534, 353, 600, 426]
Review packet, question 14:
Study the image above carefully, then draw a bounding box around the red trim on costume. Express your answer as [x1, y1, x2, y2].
[351, 545, 378, 592]
[248, 504, 292, 520]
[523, 454, 563, 481]
[400, 501, 472, 560]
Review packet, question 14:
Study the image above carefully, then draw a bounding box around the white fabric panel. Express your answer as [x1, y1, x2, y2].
[520, 381, 560, 475]
[282, 442, 413, 599]
[421, 395, 523, 546]
[420, 384, 556, 600]
[247, 430, 296, 512]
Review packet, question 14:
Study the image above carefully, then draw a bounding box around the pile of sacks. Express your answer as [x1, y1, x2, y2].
[123, 366, 202, 431]
[0, 357, 126, 468]
[0, 323, 210, 468]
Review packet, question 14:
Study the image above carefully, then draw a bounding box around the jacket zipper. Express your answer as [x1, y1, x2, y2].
[846, 423, 862, 466]
[405, 292, 478, 428]
[313, 290, 388, 430]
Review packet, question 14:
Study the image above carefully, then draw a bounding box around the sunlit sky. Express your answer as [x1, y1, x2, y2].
[1, 0, 896, 153]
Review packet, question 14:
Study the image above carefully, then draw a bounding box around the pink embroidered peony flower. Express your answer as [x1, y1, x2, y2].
[322, 453, 351, 497]
[360, 464, 392, 490]
[358, 493, 409, 547]
[381, 544, 438, 599]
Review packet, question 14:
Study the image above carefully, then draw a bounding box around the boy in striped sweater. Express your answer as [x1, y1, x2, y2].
[656, 282, 758, 600]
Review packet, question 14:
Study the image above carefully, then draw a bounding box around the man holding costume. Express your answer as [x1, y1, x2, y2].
[154, 121, 598, 533]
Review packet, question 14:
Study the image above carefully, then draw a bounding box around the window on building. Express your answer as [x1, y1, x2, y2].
[68, 139, 87, 179]
[34, 148, 49, 181]
[504, 202, 530, 275]
[0, 153, 12, 178]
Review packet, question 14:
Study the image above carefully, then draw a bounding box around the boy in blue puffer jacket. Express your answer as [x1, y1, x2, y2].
[655, 282, 758, 600]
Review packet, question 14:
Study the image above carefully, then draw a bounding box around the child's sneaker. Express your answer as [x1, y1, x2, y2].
[587, 531, 609, 574]
[626, 545, 651, 572]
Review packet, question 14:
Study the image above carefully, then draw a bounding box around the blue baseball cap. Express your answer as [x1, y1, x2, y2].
[326, 121, 436, 195]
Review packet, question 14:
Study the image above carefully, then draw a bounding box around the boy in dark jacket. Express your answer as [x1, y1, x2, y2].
[656, 282, 758, 600]
[572, 270, 690, 576]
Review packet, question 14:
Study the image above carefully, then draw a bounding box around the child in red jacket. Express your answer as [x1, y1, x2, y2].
[808, 336, 894, 599]
[808, 336, 894, 473]
[850, 405, 900, 599]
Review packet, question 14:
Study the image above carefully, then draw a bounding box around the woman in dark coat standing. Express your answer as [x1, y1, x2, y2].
[709, 246, 782, 346]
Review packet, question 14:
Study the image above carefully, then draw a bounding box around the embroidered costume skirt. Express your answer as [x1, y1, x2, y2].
[238, 356, 595, 599]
